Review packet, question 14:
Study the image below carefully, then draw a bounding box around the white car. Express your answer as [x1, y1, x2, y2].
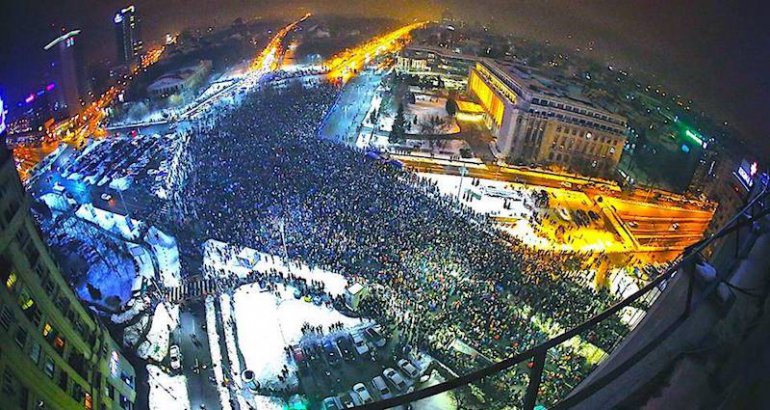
[383, 368, 408, 392]
[352, 333, 369, 355]
[560, 181, 573, 189]
[169, 345, 182, 370]
[397, 359, 420, 379]
[101, 193, 112, 201]
[352, 383, 374, 404]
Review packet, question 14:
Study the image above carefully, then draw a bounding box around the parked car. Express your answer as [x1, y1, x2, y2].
[338, 392, 355, 408]
[169, 345, 182, 370]
[323, 339, 341, 365]
[364, 327, 386, 348]
[397, 358, 420, 379]
[100, 193, 112, 201]
[353, 383, 374, 404]
[372, 376, 393, 399]
[383, 368, 408, 392]
[336, 335, 356, 361]
[351, 333, 369, 355]
[322, 397, 342, 410]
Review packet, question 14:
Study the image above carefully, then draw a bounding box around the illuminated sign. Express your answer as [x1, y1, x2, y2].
[684, 129, 707, 148]
[0, 96, 6, 134]
[735, 159, 758, 190]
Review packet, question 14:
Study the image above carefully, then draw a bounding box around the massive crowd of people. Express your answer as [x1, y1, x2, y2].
[157, 79, 631, 406]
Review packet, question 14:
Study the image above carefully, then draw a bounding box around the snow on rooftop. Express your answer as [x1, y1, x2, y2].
[75, 203, 143, 241]
[145, 227, 182, 288]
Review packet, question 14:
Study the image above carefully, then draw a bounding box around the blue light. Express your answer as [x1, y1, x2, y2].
[0, 96, 6, 134]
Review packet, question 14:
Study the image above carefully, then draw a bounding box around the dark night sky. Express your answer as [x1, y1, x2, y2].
[1, 0, 768, 153]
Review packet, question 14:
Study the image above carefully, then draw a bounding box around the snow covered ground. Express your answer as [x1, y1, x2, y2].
[203, 239, 349, 296]
[420, 172, 535, 219]
[147, 364, 191, 410]
[233, 283, 365, 389]
[205, 296, 233, 410]
[220, 293, 250, 409]
[137, 302, 179, 362]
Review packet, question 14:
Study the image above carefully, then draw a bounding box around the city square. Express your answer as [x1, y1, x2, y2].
[1, 2, 768, 410]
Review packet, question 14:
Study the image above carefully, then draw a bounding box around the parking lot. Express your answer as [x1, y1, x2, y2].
[295, 325, 428, 409]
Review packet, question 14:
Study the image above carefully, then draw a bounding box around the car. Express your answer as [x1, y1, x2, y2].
[101, 193, 112, 201]
[372, 376, 393, 399]
[169, 345, 182, 370]
[397, 358, 420, 379]
[627, 221, 638, 228]
[351, 333, 369, 355]
[364, 327, 386, 348]
[670, 223, 680, 231]
[322, 397, 342, 410]
[323, 339, 341, 365]
[336, 336, 356, 361]
[53, 182, 66, 194]
[383, 368, 408, 392]
[352, 383, 374, 404]
[337, 392, 355, 408]
[560, 181, 573, 189]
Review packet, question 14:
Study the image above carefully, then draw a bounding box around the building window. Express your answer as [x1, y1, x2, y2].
[6, 272, 17, 291]
[15, 327, 27, 348]
[43, 322, 54, 339]
[18, 287, 34, 311]
[0, 306, 14, 331]
[44, 357, 55, 378]
[53, 335, 66, 354]
[29, 342, 41, 364]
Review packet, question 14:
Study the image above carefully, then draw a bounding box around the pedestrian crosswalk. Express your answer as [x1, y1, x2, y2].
[165, 278, 218, 303]
[163, 276, 247, 303]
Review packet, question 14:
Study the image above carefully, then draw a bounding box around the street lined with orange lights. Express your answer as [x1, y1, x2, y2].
[325, 21, 426, 83]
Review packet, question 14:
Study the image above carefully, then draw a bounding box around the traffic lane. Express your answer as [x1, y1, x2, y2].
[177, 304, 220, 410]
[627, 220, 710, 233]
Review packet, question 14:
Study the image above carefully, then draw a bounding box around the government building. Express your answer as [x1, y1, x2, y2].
[0, 101, 136, 409]
[468, 59, 628, 175]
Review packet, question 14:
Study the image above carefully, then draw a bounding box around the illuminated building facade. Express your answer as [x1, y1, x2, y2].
[0, 99, 136, 409]
[44, 30, 90, 117]
[396, 46, 478, 90]
[468, 59, 628, 174]
[114, 5, 143, 66]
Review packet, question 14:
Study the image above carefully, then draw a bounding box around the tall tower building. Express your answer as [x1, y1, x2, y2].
[43, 29, 90, 117]
[0, 98, 136, 409]
[114, 5, 143, 66]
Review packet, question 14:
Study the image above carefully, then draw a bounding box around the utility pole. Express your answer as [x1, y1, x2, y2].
[457, 165, 468, 198]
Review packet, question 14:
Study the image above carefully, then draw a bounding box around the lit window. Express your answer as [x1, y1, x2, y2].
[6, 273, 17, 290]
[18, 289, 34, 311]
[54, 335, 66, 353]
[43, 323, 53, 337]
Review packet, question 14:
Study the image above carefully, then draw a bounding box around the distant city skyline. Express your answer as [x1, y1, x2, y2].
[0, 0, 767, 153]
